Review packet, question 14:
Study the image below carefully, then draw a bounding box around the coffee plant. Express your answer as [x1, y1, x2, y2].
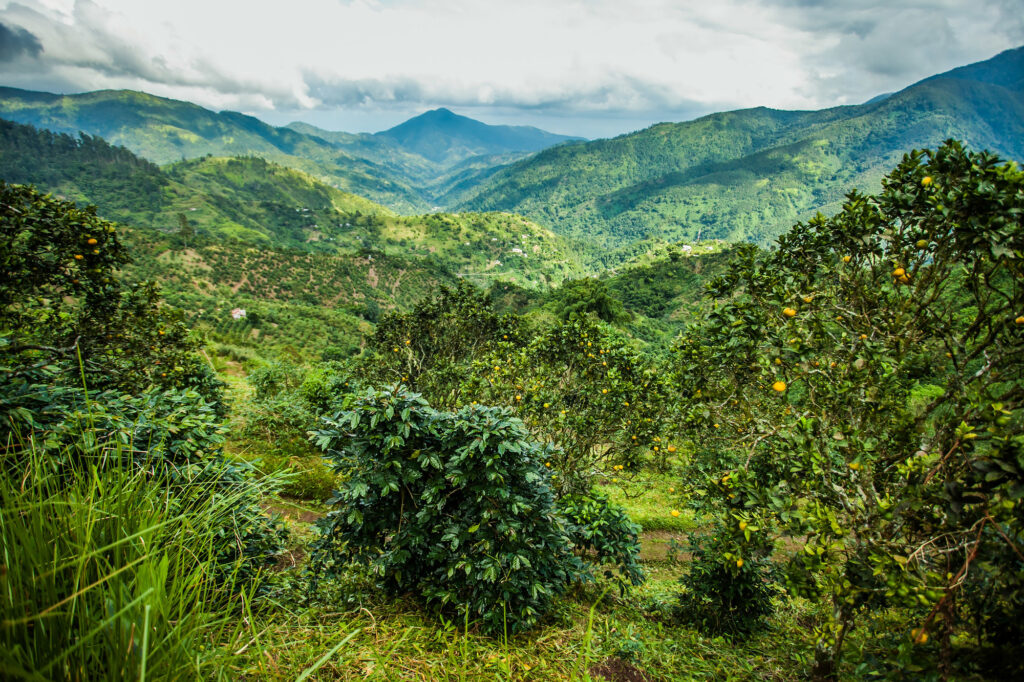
[308, 385, 595, 634]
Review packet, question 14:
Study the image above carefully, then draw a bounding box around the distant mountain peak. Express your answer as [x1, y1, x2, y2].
[374, 108, 583, 166]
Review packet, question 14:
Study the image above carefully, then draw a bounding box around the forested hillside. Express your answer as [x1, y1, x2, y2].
[0, 117, 597, 358]
[455, 46, 1024, 247]
[0, 89, 580, 211]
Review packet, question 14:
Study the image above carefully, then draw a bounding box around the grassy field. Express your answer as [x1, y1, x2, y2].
[223, 497, 826, 681]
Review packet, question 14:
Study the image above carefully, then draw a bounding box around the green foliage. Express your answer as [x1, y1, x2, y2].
[558, 493, 645, 592]
[308, 385, 591, 634]
[0, 182, 225, 411]
[552, 278, 628, 323]
[235, 361, 353, 500]
[675, 522, 778, 638]
[468, 316, 673, 494]
[673, 140, 1024, 677]
[1, 374, 287, 587]
[363, 282, 518, 408]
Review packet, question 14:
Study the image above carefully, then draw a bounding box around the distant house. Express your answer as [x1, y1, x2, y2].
[231, 308, 247, 320]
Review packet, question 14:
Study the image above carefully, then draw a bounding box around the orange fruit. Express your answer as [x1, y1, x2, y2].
[771, 380, 786, 392]
[87, 238, 98, 245]
[892, 267, 905, 277]
[921, 176, 933, 186]
[670, 510, 680, 517]
[783, 307, 797, 317]
[842, 255, 851, 263]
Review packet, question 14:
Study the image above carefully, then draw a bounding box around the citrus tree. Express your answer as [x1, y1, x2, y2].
[361, 282, 520, 409]
[1, 182, 223, 410]
[674, 141, 1024, 678]
[467, 315, 674, 495]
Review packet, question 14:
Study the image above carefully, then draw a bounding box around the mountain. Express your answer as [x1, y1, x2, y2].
[374, 108, 583, 166]
[0, 117, 583, 289]
[0, 87, 425, 212]
[0, 87, 583, 211]
[455, 46, 1024, 249]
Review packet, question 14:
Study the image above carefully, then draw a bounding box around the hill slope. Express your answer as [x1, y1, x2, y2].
[455, 46, 1024, 248]
[0, 118, 583, 289]
[0, 87, 429, 212]
[0, 89, 582, 211]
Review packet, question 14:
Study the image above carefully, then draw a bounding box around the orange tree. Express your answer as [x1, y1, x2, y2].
[360, 282, 521, 410]
[466, 315, 674, 496]
[672, 141, 1024, 679]
[1, 182, 223, 412]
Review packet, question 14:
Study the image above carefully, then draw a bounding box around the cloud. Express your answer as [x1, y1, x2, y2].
[0, 21, 41, 61]
[0, 0, 1021, 136]
[761, 0, 1024, 102]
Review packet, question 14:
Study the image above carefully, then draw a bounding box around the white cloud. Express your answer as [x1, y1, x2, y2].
[0, 0, 1021, 137]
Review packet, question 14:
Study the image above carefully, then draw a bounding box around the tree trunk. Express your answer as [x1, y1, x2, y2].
[811, 602, 852, 681]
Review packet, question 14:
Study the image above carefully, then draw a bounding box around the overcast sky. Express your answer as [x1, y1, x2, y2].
[0, 0, 1021, 138]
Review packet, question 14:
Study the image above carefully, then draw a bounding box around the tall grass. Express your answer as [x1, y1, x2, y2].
[0, 443, 275, 681]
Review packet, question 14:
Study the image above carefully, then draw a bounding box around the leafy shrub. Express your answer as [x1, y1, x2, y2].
[0, 373, 286, 587]
[559, 493, 645, 593]
[675, 522, 777, 638]
[308, 385, 591, 634]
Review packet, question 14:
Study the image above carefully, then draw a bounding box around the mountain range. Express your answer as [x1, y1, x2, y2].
[1, 46, 1022, 255]
[454, 46, 1024, 247]
[0, 90, 581, 211]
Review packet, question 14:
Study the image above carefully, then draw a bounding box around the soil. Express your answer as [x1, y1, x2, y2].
[589, 657, 654, 682]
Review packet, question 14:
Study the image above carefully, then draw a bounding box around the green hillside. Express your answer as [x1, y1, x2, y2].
[0, 87, 430, 211]
[0, 114, 695, 300]
[456, 47, 1024, 248]
[286, 115, 575, 198]
[0, 89, 582, 212]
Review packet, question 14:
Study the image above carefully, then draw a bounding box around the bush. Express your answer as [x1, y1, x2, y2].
[308, 385, 591, 634]
[559, 493, 645, 593]
[675, 523, 777, 638]
[0, 373, 286, 587]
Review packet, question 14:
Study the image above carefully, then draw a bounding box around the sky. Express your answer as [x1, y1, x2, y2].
[0, 0, 1021, 139]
